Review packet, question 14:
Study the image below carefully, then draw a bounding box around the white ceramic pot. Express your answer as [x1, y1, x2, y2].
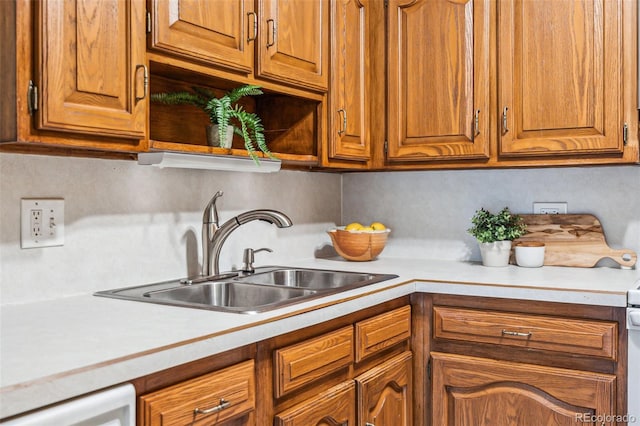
[206, 124, 234, 148]
[478, 240, 512, 267]
[515, 242, 546, 267]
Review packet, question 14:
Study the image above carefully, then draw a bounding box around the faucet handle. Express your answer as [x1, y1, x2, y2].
[242, 247, 273, 273]
[203, 190, 223, 225]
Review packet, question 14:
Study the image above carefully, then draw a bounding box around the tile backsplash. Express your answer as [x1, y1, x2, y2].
[343, 166, 640, 263]
[1, 152, 639, 305]
[0, 154, 341, 304]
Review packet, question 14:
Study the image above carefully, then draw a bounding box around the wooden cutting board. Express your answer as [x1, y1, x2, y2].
[514, 214, 637, 268]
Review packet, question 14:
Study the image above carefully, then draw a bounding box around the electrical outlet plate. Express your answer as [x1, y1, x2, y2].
[21, 198, 65, 248]
[533, 202, 568, 215]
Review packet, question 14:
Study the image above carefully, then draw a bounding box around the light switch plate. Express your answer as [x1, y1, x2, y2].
[21, 198, 65, 248]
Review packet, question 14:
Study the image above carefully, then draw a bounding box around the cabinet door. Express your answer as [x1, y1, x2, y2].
[36, 0, 146, 138]
[386, 0, 490, 162]
[431, 352, 616, 425]
[149, 0, 254, 74]
[274, 381, 356, 426]
[139, 360, 255, 426]
[498, 0, 623, 157]
[356, 351, 412, 426]
[328, 0, 370, 162]
[257, 0, 329, 91]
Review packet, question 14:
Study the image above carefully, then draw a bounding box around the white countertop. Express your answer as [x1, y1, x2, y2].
[1, 257, 638, 419]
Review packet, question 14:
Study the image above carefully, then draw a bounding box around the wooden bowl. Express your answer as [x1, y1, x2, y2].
[327, 228, 390, 261]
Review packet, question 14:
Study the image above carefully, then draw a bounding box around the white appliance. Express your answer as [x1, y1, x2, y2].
[628, 279, 640, 421]
[0, 383, 135, 426]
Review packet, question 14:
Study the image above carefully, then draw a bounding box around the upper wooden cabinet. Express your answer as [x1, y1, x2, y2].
[326, 0, 372, 165]
[2, 0, 147, 153]
[149, 0, 328, 92]
[148, 0, 255, 74]
[498, 0, 624, 158]
[35, 0, 147, 139]
[386, 0, 491, 163]
[257, 0, 329, 92]
[381, 0, 638, 169]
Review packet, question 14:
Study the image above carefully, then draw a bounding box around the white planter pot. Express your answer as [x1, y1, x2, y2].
[206, 124, 234, 148]
[478, 240, 512, 267]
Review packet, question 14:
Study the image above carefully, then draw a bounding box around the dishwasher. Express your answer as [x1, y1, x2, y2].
[0, 383, 135, 426]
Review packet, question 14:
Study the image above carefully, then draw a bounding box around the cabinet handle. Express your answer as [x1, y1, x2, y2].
[501, 329, 532, 338]
[338, 109, 347, 135]
[247, 12, 257, 42]
[266, 19, 276, 47]
[134, 64, 148, 102]
[473, 109, 480, 137]
[194, 398, 230, 415]
[365, 423, 375, 426]
[501, 107, 509, 133]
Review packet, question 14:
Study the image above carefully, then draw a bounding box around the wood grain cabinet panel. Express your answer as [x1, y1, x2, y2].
[274, 380, 356, 426]
[257, 0, 329, 91]
[149, 0, 255, 74]
[328, 0, 371, 163]
[433, 306, 617, 360]
[139, 359, 255, 426]
[356, 351, 413, 426]
[35, 0, 146, 139]
[274, 326, 354, 397]
[386, 0, 490, 162]
[431, 352, 616, 426]
[355, 305, 411, 362]
[498, 0, 624, 157]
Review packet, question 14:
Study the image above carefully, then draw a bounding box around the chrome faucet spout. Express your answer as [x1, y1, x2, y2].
[236, 209, 293, 227]
[201, 192, 292, 276]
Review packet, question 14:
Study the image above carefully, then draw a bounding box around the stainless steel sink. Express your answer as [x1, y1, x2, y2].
[144, 282, 316, 314]
[235, 268, 383, 290]
[94, 266, 397, 314]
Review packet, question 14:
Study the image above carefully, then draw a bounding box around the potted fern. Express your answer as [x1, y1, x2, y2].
[468, 207, 527, 267]
[150, 84, 273, 163]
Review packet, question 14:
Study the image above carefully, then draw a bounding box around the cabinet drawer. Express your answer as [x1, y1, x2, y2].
[275, 326, 353, 398]
[355, 305, 411, 362]
[433, 306, 617, 360]
[139, 359, 255, 425]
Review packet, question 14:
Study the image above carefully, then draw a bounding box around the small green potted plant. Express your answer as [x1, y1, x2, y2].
[468, 207, 527, 267]
[150, 84, 273, 163]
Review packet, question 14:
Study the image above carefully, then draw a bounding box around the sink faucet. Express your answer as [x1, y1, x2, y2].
[202, 191, 292, 276]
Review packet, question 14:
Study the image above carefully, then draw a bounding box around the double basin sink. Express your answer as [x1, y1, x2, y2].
[95, 267, 398, 314]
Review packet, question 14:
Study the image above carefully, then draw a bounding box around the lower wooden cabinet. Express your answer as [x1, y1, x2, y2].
[431, 352, 615, 426]
[139, 360, 255, 426]
[269, 303, 413, 426]
[274, 351, 413, 426]
[357, 351, 413, 426]
[425, 295, 627, 426]
[274, 380, 356, 426]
